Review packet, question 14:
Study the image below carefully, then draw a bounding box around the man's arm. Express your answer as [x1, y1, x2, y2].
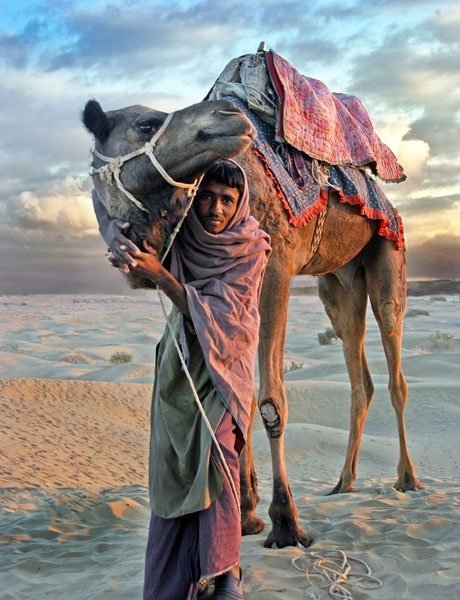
[131, 241, 190, 317]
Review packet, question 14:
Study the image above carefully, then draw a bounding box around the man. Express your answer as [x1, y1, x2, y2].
[93, 160, 271, 599]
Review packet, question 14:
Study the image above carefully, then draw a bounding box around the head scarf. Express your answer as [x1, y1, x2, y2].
[169, 160, 271, 438]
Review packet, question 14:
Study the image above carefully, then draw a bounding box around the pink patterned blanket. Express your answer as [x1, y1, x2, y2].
[266, 50, 406, 183]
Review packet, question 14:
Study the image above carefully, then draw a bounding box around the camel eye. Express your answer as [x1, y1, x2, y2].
[139, 123, 153, 134]
[137, 118, 163, 136]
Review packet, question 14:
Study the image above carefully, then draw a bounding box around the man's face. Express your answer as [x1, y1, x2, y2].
[194, 180, 240, 234]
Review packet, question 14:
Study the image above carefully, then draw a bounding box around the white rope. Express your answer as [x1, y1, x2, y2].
[292, 550, 382, 599]
[90, 112, 200, 212]
[156, 172, 241, 511]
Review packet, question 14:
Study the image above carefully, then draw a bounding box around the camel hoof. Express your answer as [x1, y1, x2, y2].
[326, 479, 357, 495]
[263, 527, 314, 549]
[395, 479, 424, 493]
[241, 513, 265, 536]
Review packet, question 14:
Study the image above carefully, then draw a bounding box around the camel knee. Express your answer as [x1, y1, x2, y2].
[260, 399, 282, 438]
[389, 375, 408, 413]
[379, 300, 404, 335]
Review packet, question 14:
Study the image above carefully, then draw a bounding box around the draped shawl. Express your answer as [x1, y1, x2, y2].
[169, 162, 271, 440]
[149, 162, 270, 518]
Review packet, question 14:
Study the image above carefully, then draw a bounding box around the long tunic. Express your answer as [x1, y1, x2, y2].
[149, 308, 227, 518]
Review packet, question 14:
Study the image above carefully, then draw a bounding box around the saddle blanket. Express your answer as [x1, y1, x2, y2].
[225, 96, 404, 249]
[266, 50, 406, 183]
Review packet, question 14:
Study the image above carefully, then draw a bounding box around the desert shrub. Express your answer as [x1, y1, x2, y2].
[110, 351, 133, 365]
[317, 327, 338, 345]
[61, 352, 92, 364]
[4, 343, 25, 354]
[430, 296, 447, 302]
[406, 308, 430, 318]
[284, 360, 304, 373]
[427, 331, 454, 351]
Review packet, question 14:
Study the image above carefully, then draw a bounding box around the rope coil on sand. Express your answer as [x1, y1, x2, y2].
[292, 550, 382, 599]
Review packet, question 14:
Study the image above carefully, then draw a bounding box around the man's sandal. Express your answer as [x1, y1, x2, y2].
[212, 569, 244, 600]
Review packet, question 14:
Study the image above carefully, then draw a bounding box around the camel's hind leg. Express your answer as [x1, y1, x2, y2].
[318, 267, 375, 494]
[364, 238, 423, 491]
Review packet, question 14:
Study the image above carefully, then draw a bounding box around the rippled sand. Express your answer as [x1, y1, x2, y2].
[1, 293, 459, 599]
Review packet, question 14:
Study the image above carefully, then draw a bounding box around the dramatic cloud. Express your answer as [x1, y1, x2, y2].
[0, 0, 458, 293]
[9, 176, 97, 236]
[408, 234, 460, 279]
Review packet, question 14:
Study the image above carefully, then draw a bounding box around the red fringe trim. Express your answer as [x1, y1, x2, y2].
[252, 147, 405, 250]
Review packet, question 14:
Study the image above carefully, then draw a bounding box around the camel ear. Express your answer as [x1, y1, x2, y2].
[82, 99, 113, 143]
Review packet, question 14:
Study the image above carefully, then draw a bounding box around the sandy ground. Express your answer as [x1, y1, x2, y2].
[1, 292, 459, 599]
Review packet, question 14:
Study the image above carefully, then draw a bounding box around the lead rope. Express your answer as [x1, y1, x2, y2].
[156, 175, 241, 512]
[292, 550, 382, 599]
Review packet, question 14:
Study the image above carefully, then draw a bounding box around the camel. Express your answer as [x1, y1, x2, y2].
[83, 86, 423, 549]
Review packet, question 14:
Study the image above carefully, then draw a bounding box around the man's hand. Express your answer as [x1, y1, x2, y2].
[106, 221, 141, 273]
[129, 240, 163, 280]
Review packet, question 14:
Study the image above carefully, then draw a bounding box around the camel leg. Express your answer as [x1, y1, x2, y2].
[258, 262, 313, 548]
[240, 393, 265, 535]
[318, 268, 375, 494]
[365, 238, 423, 491]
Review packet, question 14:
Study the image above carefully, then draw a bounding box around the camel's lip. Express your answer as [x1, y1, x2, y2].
[197, 129, 254, 142]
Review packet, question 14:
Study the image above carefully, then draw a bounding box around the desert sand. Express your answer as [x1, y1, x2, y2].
[1, 292, 459, 599]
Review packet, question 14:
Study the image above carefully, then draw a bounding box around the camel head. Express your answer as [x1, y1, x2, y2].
[82, 99, 254, 216]
[82, 99, 254, 287]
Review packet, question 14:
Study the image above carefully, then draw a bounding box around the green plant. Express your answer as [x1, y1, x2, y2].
[406, 308, 430, 318]
[427, 331, 454, 351]
[4, 343, 25, 354]
[284, 360, 304, 373]
[109, 351, 133, 365]
[317, 327, 338, 345]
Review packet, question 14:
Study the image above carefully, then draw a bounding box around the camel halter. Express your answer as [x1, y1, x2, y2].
[90, 111, 203, 213]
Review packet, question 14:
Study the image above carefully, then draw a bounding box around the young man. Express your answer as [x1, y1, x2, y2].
[93, 160, 271, 599]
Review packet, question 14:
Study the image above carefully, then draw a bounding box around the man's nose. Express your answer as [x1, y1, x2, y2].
[210, 199, 224, 214]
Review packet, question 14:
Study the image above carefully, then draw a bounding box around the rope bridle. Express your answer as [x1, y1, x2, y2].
[89, 111, 203, 213]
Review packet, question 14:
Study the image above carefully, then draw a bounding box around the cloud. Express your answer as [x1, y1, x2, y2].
[0, 229, 132, 295]
[347, 8, 460, 160]
[407, 234, 460, 279]
[1, 0, 458, 293]
[8, 176, 98, 236]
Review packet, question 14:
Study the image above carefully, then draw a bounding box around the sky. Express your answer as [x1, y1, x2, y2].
[0, 0, 459, 294]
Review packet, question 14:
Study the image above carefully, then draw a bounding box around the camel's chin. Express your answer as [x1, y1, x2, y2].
[125, 273, 157, 290]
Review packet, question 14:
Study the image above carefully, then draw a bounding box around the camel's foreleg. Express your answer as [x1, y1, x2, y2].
[240, 394, 265, 535]
[365, 239, 423, 492]
[318, 269, 374, 494]
[258, 262, 313, 548]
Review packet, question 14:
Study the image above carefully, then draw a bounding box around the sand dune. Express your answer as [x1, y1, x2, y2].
[1, 293, 459, 598]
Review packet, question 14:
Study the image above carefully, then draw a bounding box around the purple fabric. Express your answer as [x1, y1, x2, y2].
[169, 162, 271, 439]
[143, 410, 241, 600]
